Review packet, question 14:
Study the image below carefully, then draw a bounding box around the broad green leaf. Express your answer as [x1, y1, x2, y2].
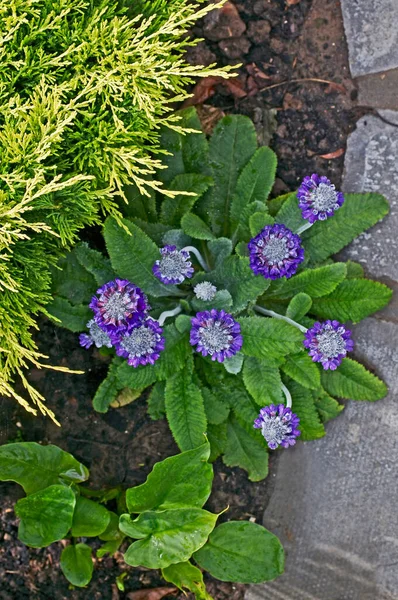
[104, 217, 179, 297]
[289, 381, 325, 441]
[282, 353, 321, 390]
[345, 260, 364, 279]
[120, 508, 218, 569]
[242, 357, 283, 405]
[181, 213, 215, 240]
[206, 115, 257, 235]
[268, 192, 291, 216]
[97, 538, 124, 558]
[51, 249, 96, 304]
[208, 237, 233, 268]
[71, 497, 110, 537]
[274, 192, 305, 231]
[230, 146, 276, 230]
[236, 200, 269, 242]
[240, 317, 303, 359]
[314, 390, 344, 423]
[235, 241, 249, 257]
[207, 423, 227, 462]
[110, 387, 142, 409]
[223, 352, 244, 375]
[311, 279, 392, 323]
[301, 193, 389, 262]
[60, 543, 93, 587]
[226, 383, 259, 424]
[191, 289, 233, 313]
[249, 212, 274, 237]
[175, 314, 192, 334]
[155, 324, 192, 380]
[162, 561, 213, 600]
[99, 511, 122, 541]
[132, 218, 171, 245]
[162, 228, 192, 249]
[202, 388, 230, 425]
[93, 359, 121, 413]
[123, 180, 157, 222]
[0, 442, 88, 494]
[268, 263, 347, 299]
[286, 293, 312, 320]
[165, 368, 207, 451]
[161, 174, 213, 226]
[147, 381, 166, 420]
[16, 485, 75, 547]
[117, 361, 157, 390]
[223, 416, 269, 482]
[321, 358, 387, 400]
[194, 521, 284, 583]
[126, 443, 213, 513]
[47, 297, 92, 332]
[75, 243, 115, 286]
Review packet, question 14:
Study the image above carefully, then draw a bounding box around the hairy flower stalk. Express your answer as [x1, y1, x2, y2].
[181, 246, 210, 272]
[254, 404, 301, 450]
[303, 320, 354, 370]
[190, 309, 243, 362]
[254, 305, 308, 334]
[113, 318, 165, 367]
[297, 174, 344, 228]
[90, 279, 148, 334]
[248, 224, 304, 280]
[158, 305, 182, 326]
[153, 245, 194, 284]
[79, 320, 113, 350]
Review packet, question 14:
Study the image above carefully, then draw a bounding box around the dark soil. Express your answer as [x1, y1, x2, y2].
[0, 1, 357, 598]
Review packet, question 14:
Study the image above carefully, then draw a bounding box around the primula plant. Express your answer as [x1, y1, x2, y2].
[50, 109, 391, 481]
[0, 442, 284, 594]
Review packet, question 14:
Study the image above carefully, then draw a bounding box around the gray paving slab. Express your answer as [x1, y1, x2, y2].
[357, 69, 398, 111]
[340, 0, 398, 77]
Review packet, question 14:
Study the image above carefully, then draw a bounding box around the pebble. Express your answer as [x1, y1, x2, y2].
[203, 1, 246, 41]
[219, 36, 251, 59]
[247, 20, 272, 44]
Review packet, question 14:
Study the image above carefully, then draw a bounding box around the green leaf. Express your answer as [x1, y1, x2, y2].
[208, 238, 233, 268]
[162, 561, 213, 600]
[249, 212, 274, 237]
[120, 508, 218, 569]
[191, 289, 233, 313]
[206, 115, 257, 236]
[281, 353, 321, 390]
[71, 497, 110, 537]
[240, 317, 303, 359]
[286, 293, 312, 320]
[104, 216, 180, 298]
[236, 200, 269, 242]
[93, 359, 121, 413]
[274, 192, 305, 231]
[223, 416, 269, 482]
[47, 297, 92, 332]
[126, 442, 213, 513]
[321, 358, 387, 400]
[99, 511, 122, 541]
[161, 174, 213, 226]
[117, 361, 157, 390]
[51, 249, 97, 305]
[60, 543, 93, 587]
[155, 324, 192, 380]
[75, 243, 115, 286]
[301, 193, 389, 262]
[194, 521, 284, 583]
[15, 485, 76, 547]
[97, 538, 124, 558]
[181, 213, 215, 240]
[162, 228, 192, 249]
[223, 353, 244, 375]
[207, 423, 227, 462]
[242, 357, 283, 405]
[165, 368, 207, 451]
[132, 218, 171, 246]
[268, 263, 347, 299]
[147, 381, 166, 420]
[230, 146, 276, 230]
[311, 279, 392, 323]
[235, 241, 248, 258]
[0, 442, 88, 494]
[268, 192, 291, 216]
[202, 388, 230, 425]
[289, 381, 325, 441]
[123, 180, 157, 222]
[314, 391, 344, 423]
[345, 260, 364, 279]
[175, 314, 193, 334]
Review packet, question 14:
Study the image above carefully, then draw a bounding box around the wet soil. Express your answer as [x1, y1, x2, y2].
[0, 1, 357, 598]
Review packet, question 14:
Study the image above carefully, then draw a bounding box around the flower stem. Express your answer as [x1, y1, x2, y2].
[182, 246, 210, 272]
[281, 383, 292, 409]
[296, 221, 313, 235]
[158, 305, 182, 326]
[254, 305, 308, 334]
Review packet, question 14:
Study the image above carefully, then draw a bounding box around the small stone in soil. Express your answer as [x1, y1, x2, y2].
[203, 1, 246, 42]
[219, 37, 251, 59]
[247, 20, 272, 44]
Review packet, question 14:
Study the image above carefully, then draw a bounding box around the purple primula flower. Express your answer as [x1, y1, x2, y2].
[153, 245, 194, 285]
[254, 404, 300, 450]
[190, 309, 242, 363]
[303, 319, 354, 370]
[113, 318, 165, 367]
[248, 223, 304, 280]
[79, 319, 113, 350]
[89, 278, 148, 334]
[297, 173, 344, 223]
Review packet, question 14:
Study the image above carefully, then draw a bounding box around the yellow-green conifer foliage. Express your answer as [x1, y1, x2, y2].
[0, 0, 231, 422]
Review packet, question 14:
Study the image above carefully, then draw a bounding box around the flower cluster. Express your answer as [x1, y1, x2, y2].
[298, 174, 344, 223]
[153, 245, 194, 285]
[190, 309, 242, 362]
[304, 320, 354, 370]
[248, 224, 304, 280]
[254, 405, 301, 450]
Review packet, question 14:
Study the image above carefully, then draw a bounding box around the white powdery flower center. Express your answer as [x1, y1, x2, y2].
[102, 291, 131, 320]
[317, 329, 346, 358]
[261, 236, 289, 264]
[199, 321, 232, 354]
[310, 183, 338, 212]
[160, 253, 190, 279]
[194, 282, 217, 301]
[261, 417, 291, 446]
[121, 326, 157, 357]
[88, 320, 112, 348]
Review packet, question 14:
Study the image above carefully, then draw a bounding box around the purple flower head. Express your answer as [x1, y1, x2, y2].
[248, 223, 304, 280]
[113, 318, 165, 368]
[79, 319, 113, 350]
[303, 319, 354, 370]
[297, 174, 344, 223]
[89, 279, 148, 334]
[153, 245, 194, 285]
[190, 309, 242, 363]
[254, 404, 300, 450]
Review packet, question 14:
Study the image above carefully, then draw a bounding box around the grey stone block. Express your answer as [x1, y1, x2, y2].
[357, 69, 398, 111]
[341, 0, 398, 77]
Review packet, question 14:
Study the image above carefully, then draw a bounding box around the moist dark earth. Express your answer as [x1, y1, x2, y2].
[0, 1, 362, 598]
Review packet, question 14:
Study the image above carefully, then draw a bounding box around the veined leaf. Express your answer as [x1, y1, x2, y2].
[202, 388, 230, 425]
[281, 352, 321, 390]
[268, 192, 291, 216]
[208, 238, 233, 268]
[60, 544, 93, 587]
[160, 174, 213, 226]
[51, 249, 96, 305]
[223, 416, 269, 482]
[207, 423, 228, 462]
[132, 218, 171, 246]
[93, 359, 121, 413]
[75, 243, 115, 286]
[181, 213, 215, 240]
[268, 263, 347, 299]
[147, 381, 166, 420]
[289, 381, 325, 441]
[162, 561, 213, 600]
[243, 357, 283, 405]
[274, 192, 305, 231]
[191, 289, 233, 313]
[71, 497, 110, 537]
[240, 317, 303, 359]
[286, 293, 312, 320]
[236, 200, 269, 242]
[345, 260, 364, 279]
[123, 180, 157, 222]
[314, 390, 344, 423]
[116, 361, 157, 390]
[321, 358, 387, 401]
[155, 324, 192, 380]
[47, 297, 92, 332]
[249, 212, 274, 237]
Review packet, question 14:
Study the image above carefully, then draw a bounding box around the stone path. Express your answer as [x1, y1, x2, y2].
[248, 2, 398, 599]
